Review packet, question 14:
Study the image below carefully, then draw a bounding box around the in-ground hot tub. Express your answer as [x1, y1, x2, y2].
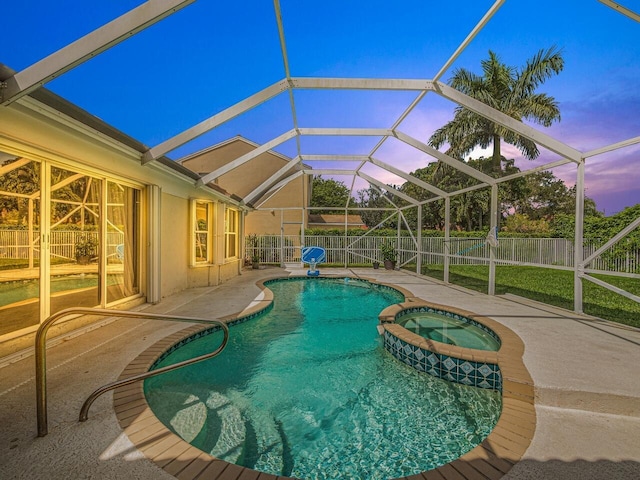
[396, 308, 501, 351]
[380, 301, 505, 390]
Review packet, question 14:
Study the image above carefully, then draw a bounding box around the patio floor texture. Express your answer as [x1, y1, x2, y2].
[0, 266, 638, 479]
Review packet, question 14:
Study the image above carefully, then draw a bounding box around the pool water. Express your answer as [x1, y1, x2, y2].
[144, 277, 501, 479]
[397, 312, 501, 351]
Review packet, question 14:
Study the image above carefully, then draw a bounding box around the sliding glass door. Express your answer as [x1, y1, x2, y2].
[0, 151, 142, 337]
[0, 156, 41, 336]
[49, 165, 101, 315]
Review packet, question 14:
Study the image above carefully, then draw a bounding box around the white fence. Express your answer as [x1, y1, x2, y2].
[3, 229, 635, 274]
[0, 230, 124, 261]
[246, 235, 639, 275]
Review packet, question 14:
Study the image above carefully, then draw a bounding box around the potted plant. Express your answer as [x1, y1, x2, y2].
[247, 233, 260, 269]
[75, 233, 98, 265]
[380, 241, 397, 270]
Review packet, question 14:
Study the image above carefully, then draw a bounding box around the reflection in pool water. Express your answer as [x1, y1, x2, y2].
[0, 274, 99, 306]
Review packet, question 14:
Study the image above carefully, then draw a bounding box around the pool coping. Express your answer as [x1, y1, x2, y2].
[113, 275, 535, 480]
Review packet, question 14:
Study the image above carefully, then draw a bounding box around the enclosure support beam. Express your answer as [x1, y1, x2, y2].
[397, 210, 401, 270]
[574, 160, 586, 313]
[488, 184, 499, 296]
[280, 210, 285, 268]
[291, 78, 435, 91]
[358, 172, 419, 205]
[395, 131, 496, 185]
[369, 157, 448, 198]
[368, 92, 429, 159]
[583, 134, 640, 158]
[582, 274, 640, 304]
[299, 127, 393, 137]
[344, 209, 348, 268]
[273, 0, 302, 157]
[301, 207, 306, 252]
[400, 211, 418, 249]
[243, 156, 301, 205]
[147, 80, 289, 162]
[583, 216, 640, 267]
[444, 197, 450, 284]
[198, 130, 297, 185]
[433, 0, 506, 81]
[417, 205, 423, 275]
[1, 0, 195, 106]
[434, 82, 583, 163]
[598, 0, 640, 23]
[254, 171, 304, 208]
[495, 158, 572, 184]
[305, 169, 357, 176]
[301, 155, 370, 162]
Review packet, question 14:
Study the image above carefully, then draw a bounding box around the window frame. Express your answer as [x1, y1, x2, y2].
[191, 199, 214, 266]
[224, 207, 239, 261]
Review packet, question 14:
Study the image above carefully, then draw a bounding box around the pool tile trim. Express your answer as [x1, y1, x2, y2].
[113, 275, 535, 480]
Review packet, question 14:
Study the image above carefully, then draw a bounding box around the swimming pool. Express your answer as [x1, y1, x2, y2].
[397, 311, 501, 351]
[144, 277, 502, 479]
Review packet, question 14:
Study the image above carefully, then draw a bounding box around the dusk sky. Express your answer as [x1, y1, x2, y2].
[4, 0, 639, 215]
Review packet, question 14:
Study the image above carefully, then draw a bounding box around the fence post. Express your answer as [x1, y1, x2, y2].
[444, 197, 450, 283]
[344, 209, 348, 268]
[417, 205, 422, 275]
[488, 185, 498, 296]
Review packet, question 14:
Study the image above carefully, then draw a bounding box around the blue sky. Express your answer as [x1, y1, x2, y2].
[4, 0, 639, 215]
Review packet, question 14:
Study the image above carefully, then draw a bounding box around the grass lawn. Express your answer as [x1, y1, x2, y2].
[419, 264, 640, 328]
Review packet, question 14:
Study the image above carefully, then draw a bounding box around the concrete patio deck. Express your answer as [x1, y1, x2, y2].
[1, 266, 639, 479]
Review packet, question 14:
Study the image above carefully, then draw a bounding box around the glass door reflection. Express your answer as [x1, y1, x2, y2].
[49, 166, 100, 314]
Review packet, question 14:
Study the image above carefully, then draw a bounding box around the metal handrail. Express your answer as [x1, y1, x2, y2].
[35, 307, 229, 437]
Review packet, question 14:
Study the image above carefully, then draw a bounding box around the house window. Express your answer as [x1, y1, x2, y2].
[225, 208, 238, 259]
[193, 201, 212, 264]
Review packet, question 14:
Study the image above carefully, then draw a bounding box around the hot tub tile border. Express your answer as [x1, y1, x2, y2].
[383, 328, 503, 390]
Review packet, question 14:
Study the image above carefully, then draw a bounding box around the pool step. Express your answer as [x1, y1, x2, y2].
[205, 391, 246, 463]
[217, 389, 286, 474]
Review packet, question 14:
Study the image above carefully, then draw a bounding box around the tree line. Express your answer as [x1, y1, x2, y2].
[310, 47, 612, 236]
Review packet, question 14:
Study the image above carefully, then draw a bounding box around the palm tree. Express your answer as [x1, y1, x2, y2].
[429, 47, 564, 172]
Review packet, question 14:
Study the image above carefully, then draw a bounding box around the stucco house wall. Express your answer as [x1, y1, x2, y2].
[0, 93, 245, 358]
